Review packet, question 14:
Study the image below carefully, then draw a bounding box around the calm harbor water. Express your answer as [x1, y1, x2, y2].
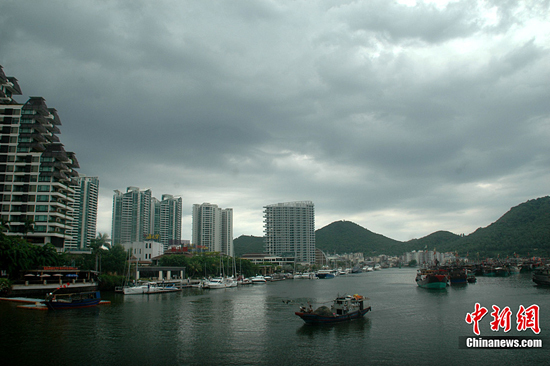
[1, 268, 548, 365]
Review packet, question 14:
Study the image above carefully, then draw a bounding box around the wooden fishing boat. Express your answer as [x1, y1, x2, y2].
[415, 269, 448, 289]
[295, 294, 371, 324]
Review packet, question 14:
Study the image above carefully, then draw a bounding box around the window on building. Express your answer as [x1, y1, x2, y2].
[36, 195, 49, 202]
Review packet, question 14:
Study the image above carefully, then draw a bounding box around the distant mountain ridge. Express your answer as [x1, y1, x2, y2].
[234, 196, 550, 258]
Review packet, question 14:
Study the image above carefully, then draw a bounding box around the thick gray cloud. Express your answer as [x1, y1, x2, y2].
[1, 0, 549, 242]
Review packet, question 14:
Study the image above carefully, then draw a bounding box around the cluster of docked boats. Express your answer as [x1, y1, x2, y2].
[120, 281, 182, 295]
[191, 275, 269, 289]
[415, 266, 477, 289]
[416, 262, 550, 289]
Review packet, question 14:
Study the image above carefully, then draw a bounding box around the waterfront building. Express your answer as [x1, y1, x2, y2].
[263, 201, 315, 264]
[112, 187, 182, 249]
[192, 203, 233, 256]
[122, 241, 164, 264]
[241, 253, 294, 267]
[65, 176, 99, 252]
[0, 66, 80, 251]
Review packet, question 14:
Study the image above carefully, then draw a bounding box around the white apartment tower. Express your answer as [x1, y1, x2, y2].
[0, 65, 80, 251]
[66, 176, 99, 251]
[192, 203, 233, 256]
[264, 201, 315, 264]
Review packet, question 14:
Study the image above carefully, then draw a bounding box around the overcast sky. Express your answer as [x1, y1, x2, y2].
[2, 0, 549, 242]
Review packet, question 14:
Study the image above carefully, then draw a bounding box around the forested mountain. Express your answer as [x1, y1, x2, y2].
[314, 220, 404, 255]
[444, 196, 550, 257]
[234, 196, 550, 258]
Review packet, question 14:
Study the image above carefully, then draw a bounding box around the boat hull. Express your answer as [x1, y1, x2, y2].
[295, 307, 372, 324]
[250, 276, 267, 284]
[416, 274, 447, 289]
[533, 269, 550, 286]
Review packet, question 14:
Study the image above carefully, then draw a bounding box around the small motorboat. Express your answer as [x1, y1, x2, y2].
[250, 275, 267, 284]
[44, 291, 101, 310]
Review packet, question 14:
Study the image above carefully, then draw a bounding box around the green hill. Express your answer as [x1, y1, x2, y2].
[234, 196, 550, 258]
[406, 230, 462, 253]
[314, 220, 404, 255]
[444, 196, 550, 257]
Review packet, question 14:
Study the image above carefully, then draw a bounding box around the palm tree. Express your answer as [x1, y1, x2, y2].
[89, 232, 110, 272]
[22, 218, 35, 242]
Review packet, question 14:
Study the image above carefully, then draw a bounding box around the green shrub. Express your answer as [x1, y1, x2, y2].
[98, 274, 125, 291]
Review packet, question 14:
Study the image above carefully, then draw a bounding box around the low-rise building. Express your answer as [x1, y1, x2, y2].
[122, 241, 164, 264]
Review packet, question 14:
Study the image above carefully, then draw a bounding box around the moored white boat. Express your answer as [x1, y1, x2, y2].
[203, 277, 237, 289]
[250, 275, 267, 284]
[123, 282, 163, 295]
[316, 269, 336, 279]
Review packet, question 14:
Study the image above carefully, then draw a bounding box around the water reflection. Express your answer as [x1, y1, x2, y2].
[296, 317, 372, 337]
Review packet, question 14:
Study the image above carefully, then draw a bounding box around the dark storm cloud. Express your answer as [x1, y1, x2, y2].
[1, 0, 549, 241]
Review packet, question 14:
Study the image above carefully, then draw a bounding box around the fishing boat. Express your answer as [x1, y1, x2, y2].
[44, 291, 101, 310]
[415, 269, 448, 289]
[295, 294, 371, 324]
[494, 266, 511, 277]
[447, 267, 468, 285]
[532, 266, 550, 286]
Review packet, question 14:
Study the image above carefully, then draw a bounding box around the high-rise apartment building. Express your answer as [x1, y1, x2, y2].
[112, 187, 152, 246]
[263, 201, 315, 264]
[157, 194, 182, 250]
[221, 208, 233, 257]
[112, 187, 181, 249]
[65, 176, 99, 251]
[0, 66, 80, 251]
[192, 203, 233, 256]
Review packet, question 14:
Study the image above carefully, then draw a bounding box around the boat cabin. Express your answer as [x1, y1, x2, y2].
[331, 295, 365, 315]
